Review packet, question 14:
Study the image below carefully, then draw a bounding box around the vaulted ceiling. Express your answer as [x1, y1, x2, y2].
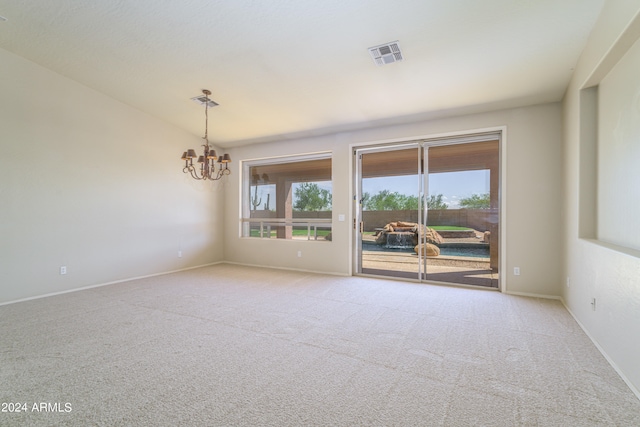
[0, 0, 604, 147]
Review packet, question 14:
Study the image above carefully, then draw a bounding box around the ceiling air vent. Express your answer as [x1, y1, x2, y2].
[191, 94, 219, 108]
[368, 41, 403, 66]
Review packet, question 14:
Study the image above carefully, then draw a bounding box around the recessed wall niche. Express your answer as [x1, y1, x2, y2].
[579, 13, 640, 254]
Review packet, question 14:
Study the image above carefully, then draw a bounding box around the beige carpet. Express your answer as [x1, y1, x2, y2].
[1, 264, 639, 426]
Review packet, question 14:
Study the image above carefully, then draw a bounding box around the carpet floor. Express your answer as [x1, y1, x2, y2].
[1, 264, 639, 426]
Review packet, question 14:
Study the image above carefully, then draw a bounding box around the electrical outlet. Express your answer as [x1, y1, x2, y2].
[297, 250, 302, 258]
[60, 266, 67, 275]
[591, 298, 596, 311]
[513, 267, 520, 276]
[178, 251, 182, 258]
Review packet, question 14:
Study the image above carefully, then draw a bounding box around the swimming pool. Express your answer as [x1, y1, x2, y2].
[439, 246, 489, 258]
[364, 242, 489, 259]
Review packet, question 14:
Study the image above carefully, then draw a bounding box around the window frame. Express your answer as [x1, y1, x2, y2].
[240, 151, 333, 241]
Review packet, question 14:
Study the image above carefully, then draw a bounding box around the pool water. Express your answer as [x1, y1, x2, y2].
[439, 246, 489, 258]
[364, 243, 489, 259]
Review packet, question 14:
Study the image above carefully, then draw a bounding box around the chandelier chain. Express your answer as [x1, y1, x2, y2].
[203, 92, 209, 142]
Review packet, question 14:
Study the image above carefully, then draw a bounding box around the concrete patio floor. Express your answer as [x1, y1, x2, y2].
[361, 233, 498, 288]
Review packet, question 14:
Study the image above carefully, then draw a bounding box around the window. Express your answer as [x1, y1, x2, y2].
[241, 153, 332, 240]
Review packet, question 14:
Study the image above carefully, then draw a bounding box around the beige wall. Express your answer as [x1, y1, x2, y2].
[0, 48, 224, 304]
[562, 1, 640, 396]
[224, 102, 564, 297]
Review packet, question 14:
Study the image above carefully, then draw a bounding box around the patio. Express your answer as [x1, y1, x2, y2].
[361, 229, 498, 287]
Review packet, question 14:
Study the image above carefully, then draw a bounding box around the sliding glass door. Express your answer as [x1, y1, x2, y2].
[354, 134, 500, 288]
[356, 144, 422, 279]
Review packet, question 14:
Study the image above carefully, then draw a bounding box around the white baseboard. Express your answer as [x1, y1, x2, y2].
[0, 262, 223, 307]
[504, 290, 563, 300]
[560, 298, 640, 402]
[221, 261, 350, 277]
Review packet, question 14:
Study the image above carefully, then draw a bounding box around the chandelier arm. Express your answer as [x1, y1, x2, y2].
[217, 167, 230, 180]
[189, 167, 202, 180]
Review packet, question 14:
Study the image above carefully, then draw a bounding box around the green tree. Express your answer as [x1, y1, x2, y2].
[293, 182, 332, 211]
[397, 193, 420, 210]
[459, 193, 490, 209]
[426, 194, 448, 210]
[362, 190, 445, 210]
[363, 190, 401, 210]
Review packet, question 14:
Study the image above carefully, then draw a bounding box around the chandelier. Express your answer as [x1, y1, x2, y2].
[181, 89, 231, 180]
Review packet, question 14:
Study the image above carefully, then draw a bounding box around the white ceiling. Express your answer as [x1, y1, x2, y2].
[0, 0, 605, 148]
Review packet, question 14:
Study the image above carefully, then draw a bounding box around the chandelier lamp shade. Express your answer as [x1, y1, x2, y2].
[181, 89, 231, 180]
